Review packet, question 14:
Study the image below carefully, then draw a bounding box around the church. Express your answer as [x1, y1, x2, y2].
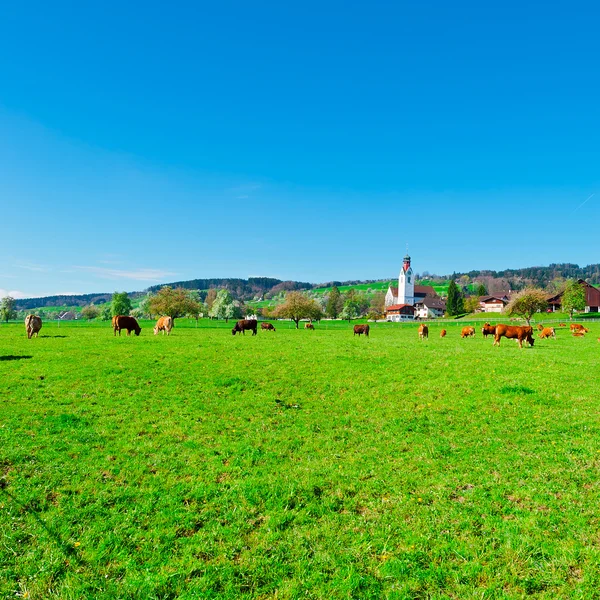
[384, 254, 445, 321]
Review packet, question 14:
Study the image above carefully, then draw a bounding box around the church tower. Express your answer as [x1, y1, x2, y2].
[398, 253, 415, 305]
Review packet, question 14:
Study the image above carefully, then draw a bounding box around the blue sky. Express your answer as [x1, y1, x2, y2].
[1, 1, 598, 297]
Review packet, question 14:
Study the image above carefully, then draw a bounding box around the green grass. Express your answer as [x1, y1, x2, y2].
[2, 319, 600, 598]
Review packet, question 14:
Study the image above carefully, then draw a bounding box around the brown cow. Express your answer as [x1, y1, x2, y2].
[261, 322, 276, 332]
[304, 322, 315, 330]
[113, 315, 142, 336]
[25, 314, 42, 339]
[232, 319, 257, 335]
[538, 327, 555, 339]
[418, 324, 428, 340]
[481, 323, 496, 338]
[353, 324, 369, 337]
[572, 332, 586, 338]
[570, 324, 589, 333]
[493, 324, 535, 349]
[154, 316, 173, 335]
[559, 323, 566, 327]
[440, 329, 447, 338]
[461, 326, 475, 338]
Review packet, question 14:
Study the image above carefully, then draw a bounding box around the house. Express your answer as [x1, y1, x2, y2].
[386, 304, 416, 321]
[479, 295, 509, 313]
[414, 297, 446, 319]
[547, 279, 600, 313]
[58, 311, 77, 320]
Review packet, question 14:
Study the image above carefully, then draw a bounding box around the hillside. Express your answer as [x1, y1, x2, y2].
[12, 262, 600, 311]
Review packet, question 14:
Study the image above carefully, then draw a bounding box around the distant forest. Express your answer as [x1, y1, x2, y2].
[13, 263, 600, 309]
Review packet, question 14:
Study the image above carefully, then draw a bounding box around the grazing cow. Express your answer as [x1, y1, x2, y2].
[153, 316, 173, 336]
[440, 329, 447, 338]
[493, 324, 535, 349]
[559, 323, 566, 327]
[25, 314, 42, 339]
[353, 324, 369, 337]
[232, 319, 257, 336]
[481, 323, 496, 338]
[572, 332, 586, 338]
[113, 315, 142, 336]
[538, 327, 556, 339]
[418, 324, 428, 340]
[536, 324, 544, 331]
[570, 323, 589, 333]
[304, 322, 315, 330]
[260, 322, 276, 332]
[461, 326, 476, 338]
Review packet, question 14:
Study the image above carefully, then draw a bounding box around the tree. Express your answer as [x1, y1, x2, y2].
[100, 305, 112, 321]
[504, 287, 548, 325]
[139, 293, 155, 319]
[463, 296, 481, 314]
[205, 289, 218, 312]
[446, 280, 464, 316]
[475, 283, 487, 296]
[186, 290, 205, 322]
[273, 291, 321, 328]
[81, 304, 100, 320]
[326, 286, 343, 318]
[369, 292, 386, 318]
[0, 297, 17, 322]
[561, 279, 586, 319]
[111, 292, 132, 317]
[148, 286, 200, 324]
[209, 289, 236, 322]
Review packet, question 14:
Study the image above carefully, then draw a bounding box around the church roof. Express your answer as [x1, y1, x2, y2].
[388, 286, 398, 295]
[414, 285, 437, 297]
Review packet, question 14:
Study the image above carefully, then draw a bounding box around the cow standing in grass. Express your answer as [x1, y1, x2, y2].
[232, 319, 257, 336]
[461, 326, 475, 338]
[261, 322, 276, 332]
[418, 324, 428, 340]
[25, 315, 42, 339]
[481, 323, 496, 339]
[154, 316, 173, 335]
[353, 324, 369, 337]
[113, 316, 142, 336]
[493, 324, 534, 349]
[440, 329, 447, 338]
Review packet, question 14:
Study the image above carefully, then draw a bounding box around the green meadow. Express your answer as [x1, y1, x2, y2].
[2, 319, 600, 599]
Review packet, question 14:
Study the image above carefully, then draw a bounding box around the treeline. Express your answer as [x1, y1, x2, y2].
[147, 277, 313, 300]
[452, 264, 600, 288]
[15, 293, 115, 310]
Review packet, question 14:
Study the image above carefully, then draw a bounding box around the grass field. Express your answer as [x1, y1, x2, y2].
[2, 319, 600, 598]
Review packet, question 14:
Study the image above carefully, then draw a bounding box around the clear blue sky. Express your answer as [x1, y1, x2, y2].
[1, 1, 598, 297]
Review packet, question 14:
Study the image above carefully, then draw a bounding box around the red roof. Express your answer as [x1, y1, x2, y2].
[386, 304, 415, 312]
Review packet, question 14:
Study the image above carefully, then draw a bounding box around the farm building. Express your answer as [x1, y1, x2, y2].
[414, 297, 446, 319]
[385, 304, 416, 321]
[479, 295, 509, 313]
[547, 279, 600, 313]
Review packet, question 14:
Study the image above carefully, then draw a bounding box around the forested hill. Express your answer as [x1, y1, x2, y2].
[147, 277, 313, 299]
[15, 292, 115, 310]
[453, 263, 600, 288]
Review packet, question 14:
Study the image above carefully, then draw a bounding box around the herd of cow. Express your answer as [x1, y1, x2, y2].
[22, 313, 595, 347]
[417, 321, 593, 348]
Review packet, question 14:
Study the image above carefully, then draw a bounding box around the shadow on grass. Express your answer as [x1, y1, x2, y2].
[0, 355, 33, 361]
[0, 485, 86, 565]
[500, 385, 535, 395]
[39, 335, 68, 338]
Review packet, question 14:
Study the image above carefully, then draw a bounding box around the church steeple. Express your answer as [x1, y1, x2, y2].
[398, 252, 415, 305]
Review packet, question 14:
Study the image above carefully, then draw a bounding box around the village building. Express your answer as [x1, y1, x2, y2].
[385, 254, 445, 321]
[479, 295, 509, 313]
[547, 279, 600, 313]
